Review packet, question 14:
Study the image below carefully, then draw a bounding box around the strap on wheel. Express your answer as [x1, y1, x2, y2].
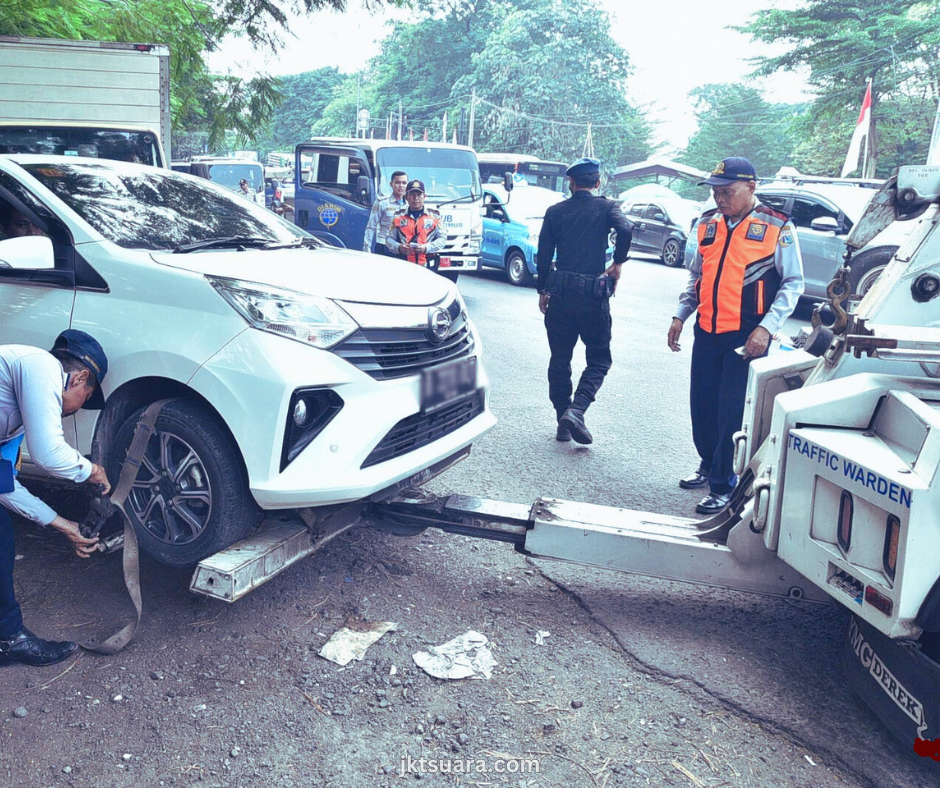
[82, 398, 174, 655]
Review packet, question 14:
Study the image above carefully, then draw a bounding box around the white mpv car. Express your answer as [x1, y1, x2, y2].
[0, 156, 495, 566]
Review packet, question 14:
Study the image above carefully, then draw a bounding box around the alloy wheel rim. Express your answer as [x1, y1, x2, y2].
[664, 241, 679, 264]
[126, 430, 213, 545]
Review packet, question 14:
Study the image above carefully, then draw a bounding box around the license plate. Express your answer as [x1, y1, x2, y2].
[440, 256, 452, 267]
[421, 357, 477, 413]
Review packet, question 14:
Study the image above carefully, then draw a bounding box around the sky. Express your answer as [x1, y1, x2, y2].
[208, 0, 812, 153]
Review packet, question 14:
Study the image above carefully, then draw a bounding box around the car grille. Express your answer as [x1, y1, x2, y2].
[332, 302, 473, 380]
[361, 391, 485, 468]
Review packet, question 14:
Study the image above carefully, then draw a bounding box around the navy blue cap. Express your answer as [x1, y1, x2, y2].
[406, 179, 425, 194]
[700, 157, 757, 186]
[53, 329, 108, 410]
[565, 157, 601, 178]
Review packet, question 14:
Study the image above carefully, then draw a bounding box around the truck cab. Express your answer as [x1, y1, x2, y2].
[293, 139, 483, 278]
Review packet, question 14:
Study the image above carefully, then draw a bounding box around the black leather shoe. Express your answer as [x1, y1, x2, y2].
[0, 627, 78, 667]
[695, 491, 732, 515]
[679, 468, 709, 489]
[560, 407, 593, 445]
[555, 422, 572, 442]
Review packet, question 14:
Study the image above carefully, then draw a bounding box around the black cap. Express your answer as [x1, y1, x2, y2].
[52, 329, 108, 410]
[700, 157, 757, 186]
[406, 179, 425, 194]
[565, 157, 601, 178]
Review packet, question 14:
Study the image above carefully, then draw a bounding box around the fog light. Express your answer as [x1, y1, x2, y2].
[293, 398, 308, 426]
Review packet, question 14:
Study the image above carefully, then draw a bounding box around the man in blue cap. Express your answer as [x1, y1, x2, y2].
[0, 330, 111, 667]
[537, 157, 633, 444]
[667, 157, 804, 514]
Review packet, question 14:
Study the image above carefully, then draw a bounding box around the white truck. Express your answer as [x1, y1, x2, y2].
[0, 36, 170, 167]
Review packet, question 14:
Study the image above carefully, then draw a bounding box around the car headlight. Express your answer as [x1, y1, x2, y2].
[207, 276, 358, 349]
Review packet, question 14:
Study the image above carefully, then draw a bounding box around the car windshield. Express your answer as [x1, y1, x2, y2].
[376, 147, 480, 201]
[0, 126, 162, 167]
[23, 161, 307, 251]
[205, 162, 264, 193]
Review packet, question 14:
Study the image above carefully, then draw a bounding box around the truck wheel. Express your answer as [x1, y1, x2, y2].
[109, 400, 261, 568]
[662, 238, 683, 267]
[506, 250, 533, 286]
[847, 245, 899, 298]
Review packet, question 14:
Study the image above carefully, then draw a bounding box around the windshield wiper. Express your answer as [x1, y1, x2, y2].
[173, 236, 274, 254]
[261, 237, 324, 251]
[435, 193, 480, 207]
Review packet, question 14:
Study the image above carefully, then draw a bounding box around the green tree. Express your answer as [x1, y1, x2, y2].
[740, 0, 940, 175]
[679, 84, 804, 178]
[251, 68, 344, 155]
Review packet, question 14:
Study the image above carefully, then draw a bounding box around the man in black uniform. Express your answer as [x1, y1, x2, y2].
[537, 157, 632, 444]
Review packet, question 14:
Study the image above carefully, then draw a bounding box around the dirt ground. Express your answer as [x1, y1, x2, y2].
[0, 482, 909, 788]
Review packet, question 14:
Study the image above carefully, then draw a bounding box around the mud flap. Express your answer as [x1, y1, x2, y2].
[842, 614, 940, 746]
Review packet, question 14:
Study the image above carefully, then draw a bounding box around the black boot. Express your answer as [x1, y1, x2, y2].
[0, 627, 78, 667]
[560, 407, 593, 445]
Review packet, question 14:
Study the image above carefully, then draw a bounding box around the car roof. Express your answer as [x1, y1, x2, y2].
[757, 178, 881, 223]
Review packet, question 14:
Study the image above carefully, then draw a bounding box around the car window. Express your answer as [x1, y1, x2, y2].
[757, 193, 789, 214]
[645, 205, 663, 220]
[629, 204, 645, 217]
[790, 197, 840, 230]
[23, 162, 307, 251]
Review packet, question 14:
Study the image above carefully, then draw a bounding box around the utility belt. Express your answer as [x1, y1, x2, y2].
[547, 269, 614, 299]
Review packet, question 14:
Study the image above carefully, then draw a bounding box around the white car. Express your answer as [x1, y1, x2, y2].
[0, 156, 495, 566]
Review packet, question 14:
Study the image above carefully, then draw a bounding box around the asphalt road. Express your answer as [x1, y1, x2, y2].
[445, 256, 935, 788]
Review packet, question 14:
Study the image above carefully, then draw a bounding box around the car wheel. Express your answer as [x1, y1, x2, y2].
[662, 238, 683, 267]
[109, 400, 261, 567]
[847, 245, 899, 298]
[506, 250, 533, 286]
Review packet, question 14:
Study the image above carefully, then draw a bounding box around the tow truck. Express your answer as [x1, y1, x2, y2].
[182, 163, 940, 746]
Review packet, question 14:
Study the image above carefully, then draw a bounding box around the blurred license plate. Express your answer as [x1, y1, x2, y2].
[439, 257, 452, 267]
[421, 357, 477, 413]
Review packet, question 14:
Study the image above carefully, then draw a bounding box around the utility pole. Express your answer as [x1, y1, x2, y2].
[468, 88, 476, 149]
[356, 74, 361, 139]
[459, 108, 466, 146]
[398, 98, 403, 142]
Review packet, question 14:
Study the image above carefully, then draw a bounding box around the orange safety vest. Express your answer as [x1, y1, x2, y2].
[696, 204, 787, 334]
[391, 210, 442, 267]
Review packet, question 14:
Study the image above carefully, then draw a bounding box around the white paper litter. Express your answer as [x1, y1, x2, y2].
[412, 630, 497, 680]
[319, 618, 397, 666]
[535, 630, 550, 645]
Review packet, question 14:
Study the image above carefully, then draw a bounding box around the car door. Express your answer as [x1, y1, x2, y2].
[788, 195, 846, 299]
[644, 203, 668, 254]
[627, 203, 649, 253]
[480, 193, 506, 269]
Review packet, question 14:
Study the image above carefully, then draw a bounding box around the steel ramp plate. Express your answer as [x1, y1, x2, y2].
[190, 516, 312, 602]
[526, 498, 829, 601]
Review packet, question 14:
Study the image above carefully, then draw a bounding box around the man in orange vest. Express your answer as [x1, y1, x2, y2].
[667, 157, 804, 515]
[387, 179, 447, 269]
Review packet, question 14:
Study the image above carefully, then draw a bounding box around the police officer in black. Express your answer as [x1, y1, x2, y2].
[537, 158, 632, 444]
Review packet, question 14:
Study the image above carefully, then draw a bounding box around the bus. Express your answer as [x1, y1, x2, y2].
[477, 153, 568, 194]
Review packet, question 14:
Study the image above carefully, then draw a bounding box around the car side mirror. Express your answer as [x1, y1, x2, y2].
[653, 212, 665, 221]
[356, 175, 372, 205]
[810, 216, 839, 233]
[503, 173, 514, 193]
[0, 235, 55, 270]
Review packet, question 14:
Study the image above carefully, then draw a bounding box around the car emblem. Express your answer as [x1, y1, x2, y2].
[427, 307, 452, 344]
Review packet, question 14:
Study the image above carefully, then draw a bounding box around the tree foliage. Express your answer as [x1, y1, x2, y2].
[253, 68, 344, 155]
[739, 0, 940, 174]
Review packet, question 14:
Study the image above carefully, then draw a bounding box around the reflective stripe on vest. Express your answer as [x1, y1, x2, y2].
[696, 207, 786, 333]
[392, 211, 441, 266]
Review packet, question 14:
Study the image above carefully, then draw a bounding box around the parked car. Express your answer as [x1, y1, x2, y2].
[620, 197, 700, 267]
[0, 155, 495, 566]
[480, 185, 563, 286]
[755, 177, 907, 300]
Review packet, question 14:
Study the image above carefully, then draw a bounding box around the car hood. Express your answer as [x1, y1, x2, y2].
[150, 246, 454, 306]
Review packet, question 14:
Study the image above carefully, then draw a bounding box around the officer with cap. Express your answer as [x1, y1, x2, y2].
[0, 330, 111, 667]
[387, 179, 447, 270]
[667, 156, 804, 514]
[537, 157, 632, 444]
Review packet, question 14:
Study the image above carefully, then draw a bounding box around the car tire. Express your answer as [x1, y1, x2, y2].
[847, 245, 899, 298]
[109, 400, 261, 568]
[662, 238, 683, 268]
[506, 250, 533, 286]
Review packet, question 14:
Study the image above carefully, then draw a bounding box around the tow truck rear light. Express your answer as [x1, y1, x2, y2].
[883, 514, 900, 583]
[865, 585, 893, 616]
[837, 490, 853, 554]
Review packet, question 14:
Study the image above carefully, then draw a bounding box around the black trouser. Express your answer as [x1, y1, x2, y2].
[0, 507, 22, 638]
[690, 321, 762, 494]
[545, 293, 612, 420]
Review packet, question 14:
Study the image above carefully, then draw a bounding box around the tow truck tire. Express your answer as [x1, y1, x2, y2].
[506, 250, 533, 287]
[109, 400, 261, 568]
[662, 238, 683, 268]
[847, 245, 899, 298]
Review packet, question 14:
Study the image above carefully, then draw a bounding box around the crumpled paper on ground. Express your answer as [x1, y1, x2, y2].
[412, 630, 497, 680]
[319, 617, 397, 666]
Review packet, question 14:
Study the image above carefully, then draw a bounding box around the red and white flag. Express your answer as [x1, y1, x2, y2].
[841, 80, 872, 177]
